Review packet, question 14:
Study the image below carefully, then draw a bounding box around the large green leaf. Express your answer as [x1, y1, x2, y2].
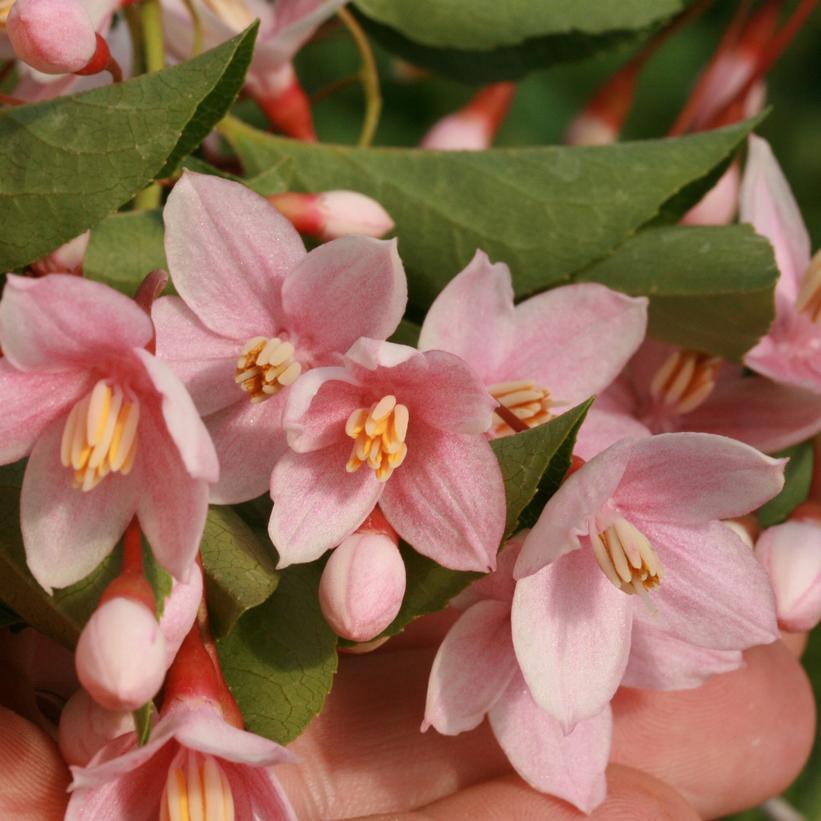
[0, 26, 257, 271]
[216, 563, 338, 744]
[576, 225, 778, 360]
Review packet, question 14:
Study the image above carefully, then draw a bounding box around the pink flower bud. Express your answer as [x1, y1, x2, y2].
[159, 564, 204, 668]
[7, 0, 97, 74]
[564, 112, 618, 146]
[319, 533, 406, 642]
[30, 231, 89, 276]
[756, 520, 821, 633]
[58, 688, 136, 767]
[75, 597, 167, 712]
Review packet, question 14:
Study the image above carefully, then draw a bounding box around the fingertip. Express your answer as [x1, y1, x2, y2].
[780, 631, 808, 657]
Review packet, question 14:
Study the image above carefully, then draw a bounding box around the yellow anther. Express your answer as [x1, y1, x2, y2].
[160, 750, 235, 821]
[489, 380, 552, 437]
[236, 335, 302, 403]
[0, 0, 15, 28]
[649, 350, 722, 415]
[345, 395, 409, 482]
[591, 518, 662, 596]
[796, 250, 821, 325]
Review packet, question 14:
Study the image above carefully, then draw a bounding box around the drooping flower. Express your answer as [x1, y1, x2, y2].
[0, 274, 218, 592]
[424, 538, 612, 813]
[417, 250, 648, 439]
[511, 432, 782, 730]
[739, 135, 821, 394]
[270, 337, 506, 572]
[152, 171, 406, 504]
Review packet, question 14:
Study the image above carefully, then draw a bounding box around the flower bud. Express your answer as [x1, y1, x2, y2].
[564, 112, 618, 146]
[58, 688, 136, 767]
[159, 564, 203, 668]
[30, 231, 89, 276]
[756, 519, 821, 633]
[319, 533, 406, 642]
[75, 597, 167, 712]
[7, 0, 97, 74]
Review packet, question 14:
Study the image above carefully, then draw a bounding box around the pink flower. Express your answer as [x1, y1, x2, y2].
[30, 231, 90, 277]
[0, 274, 218, 592]
[418, 250, 648, 438]
[756, 517, 821, 632]
[66, 700, 296, 820]
[578, 338, 821, 459]
[159, 564, 205, 668]
[58, 689, 137, 767]
[681, 162, 740, 226]
[270, 337, 506, 572]
[152, 171, 406, 504]
[424, 539, 612, 813]
[511, 432, 782, 729]
[739, 135, 821, 393]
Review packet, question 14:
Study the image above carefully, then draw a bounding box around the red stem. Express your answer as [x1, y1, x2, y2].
[99, 517, 156, 612]
[495, 403, 530, 434]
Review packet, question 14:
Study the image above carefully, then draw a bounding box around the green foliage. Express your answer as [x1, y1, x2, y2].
[758, 442, 814, 528]
[133, 703, 155, 747]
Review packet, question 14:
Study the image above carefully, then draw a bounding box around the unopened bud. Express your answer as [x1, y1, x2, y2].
[756, 520, 821, 633]
[58, 688, 136, 767]
[564, 112, 618, 146]
[249, 62, 317, 142]
[30, 231, 89, 276]
[319, 532, 406, 642]
[75, 597, 167, 712]
[159, 564, 204, 668]
[7, 0, 97, 74]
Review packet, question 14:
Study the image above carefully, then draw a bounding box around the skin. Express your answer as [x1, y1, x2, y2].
[0, 613, 815, 821]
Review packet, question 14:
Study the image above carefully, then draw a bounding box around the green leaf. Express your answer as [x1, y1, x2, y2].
[758, 443, 814, 528]
[576, 225, 778, 360]
[133, 702, 154, 747]
[388, 318, 422, 347]
[218, 117, 760, 316]
[200, 507, 280, 639]
[0, 26, 257, 271]
[217, 563, 338, 744]
[354, 1, 682, 83]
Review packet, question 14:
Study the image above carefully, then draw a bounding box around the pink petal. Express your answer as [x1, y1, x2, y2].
[0, 360, 88, 463]
[740, 135, 811, 308]
[381, 424, 505, 573]
[756, 520, 821, 633]
[135, 408, 210, 581]
[502, 284, 648, 405]
[0, 274, 152, 373]
[21, 422, 138, 593]
[683, 373, 821, 453]
[451, 535, 523, 610]
[423, 600, 517, 735]
[574, 406, 651, 461]
[489, 673, 610, 813]
[617, 433, 785, 525]
[152, 296, 245, 417]
[266, 0, 346, 62]
[622, 615, 743, 691]
[163, 171, 305, 339]
[269, 443, 383, 567]
[281, 237, 407, 361]
[514, 439, 633, 579]
[511, 548, 633, 730]
[681, 162, 740, 226]
[417, 250, 517, 381]
[134, 349, 219, 483]
[224, 763, 298, 821]
[204, 394, 289, 505]
[744, 323, 821, 396]
[636, 519, 778, 650]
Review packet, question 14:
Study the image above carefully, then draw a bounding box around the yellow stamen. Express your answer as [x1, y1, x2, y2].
[236, 335, 302, 403]
[0, 0, 15, 28]
[649, 350, 722, 415]
[345, 395, 409, 482]
[488, 380, 552, 437]
[796, 250, 821, 325]
[592, 517, 662, 595]
[160, 750, 235, 821]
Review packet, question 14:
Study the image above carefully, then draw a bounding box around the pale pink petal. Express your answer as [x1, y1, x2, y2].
[511, 548, 633, 730]
[163, 172, 305, 339]
[417, 250, 517, 380]
[344, 336, 419, 372]
[281, 237, 407, 361]
[681, 162, 740, 226]
[160, 565, 204, 667]
[622, 616, 743, 691]
[489, 674, 610, 813]
[205, 395, 289, 505]
[21, 422, 138, 593]
[0, 274, 152, 373]
[744, 323, 821, 395]
[502, 284, 648, 405]
[756, 520, 821, 633]
[514, 440, 633, 579]
[381, 425, 505, 573]
[740, 135, 811, 307]
[134, 349, 219, 483]
[224, 764, 298, 821]
[424, 600, 517, 735]
[574, 406, 651, 461]
[683, 374, 821, 452]
[637, 519, 779, 650]
[451, 536, 523, 610]
[266, 0, 347, 63]
[0, 360, 88, 463]
[269, 444, 384, 567]
[152, 296, 244, 417]
[617, 433, 785, 525]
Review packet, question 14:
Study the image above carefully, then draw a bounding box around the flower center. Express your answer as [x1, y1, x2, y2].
[591, 517, 662, 596]
[235, 336, 302, 403]
[345, 395, 409, 482]
[649, 349, 721, 415]
[796, 250, 821, 325]
[160, 750, 235, 821]
[488, 380, 552, 437]
[60, 380, 139, 492]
